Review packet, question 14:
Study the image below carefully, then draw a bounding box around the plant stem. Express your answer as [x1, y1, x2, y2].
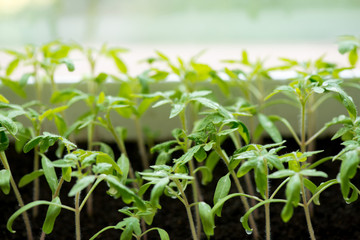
[215, 147, 259, 240]
[33, 145, 40, 217]
[300, 102, 306, 153]
[173, 179, 198, 240]
[300, 176, 316, 240]
[75, 192, 81, 240]
[179, 110, 202, 239]
[0, 151, 33, 240]
[231, 133, 257, 214]
[106, 114, 137, 187]
[264, 158, 270, 240]
[134, 117, 149, 169]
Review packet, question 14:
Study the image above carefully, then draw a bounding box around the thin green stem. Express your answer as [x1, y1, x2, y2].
[75, 192, 81, 240]
[231, 132, 257, 213]
[264, 158, 270, 240]
[106, 113, 137, 187]
[79, 176, 105, 211]
[305, 125, 327, 146]
[173, 179, 198, 240]
[270, 178, 290, 199]
[215, 147, 259, 240]
[0, 151, 33, 240]
[33, 145, 40, 217]
[179, 110, 202, 238]
[134, 117, 149, 169]
[300, 176, 316, 240]
[300, 102, 306, 153]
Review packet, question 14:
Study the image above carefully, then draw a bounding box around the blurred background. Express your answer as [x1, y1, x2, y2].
[0, 0, 359, 67]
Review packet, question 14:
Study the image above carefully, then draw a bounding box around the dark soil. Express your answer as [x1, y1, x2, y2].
[1, 138, 360, 240]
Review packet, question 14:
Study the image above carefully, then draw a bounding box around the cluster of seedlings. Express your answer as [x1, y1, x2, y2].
[0, 36, 360, 240]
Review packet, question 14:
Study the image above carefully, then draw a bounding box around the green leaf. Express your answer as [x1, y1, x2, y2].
[6, 58, 20, 76]
[258, 113, 282, 143]
[120, 217, 141, 240]
[41, 156, 58, 195]
[18, 170, 44, 188]
[349, 48, 358, 66]
[60, 58, 75, 72]
[0, 94, 9, 103]
[0, 169, 11, 194]
[150, 177, 169, 208]
[7, 200, 69, 233]
[199, 202, 215, 237]
[42, 197, 62, 234]
[112, 54, 127, 74]
[19, 73, 32, 87]
[300, 169, 328, 178]
[339, 150, 360, 199]
[269, 169, 295, 179]
[118, 154, 130, 183]
[175, 145, 201, 165]
[94, 142, 115, 159]
[194, 147, 207, 162]
[281, 174, 301, 222]
[324, 85, 357, 121]
[0, 115, 18, 136]
[156, 228, 170, 240]
[169, 103, 185, 119]
[0, 77, 26, 98]
[106, 175, 146, 210]
[68, 176, 96, 197]
[213, 174, 231, 217]
[194, 166, 212, 185]
[96, 153, 122, 174]
[254, 161, 267, 198]
[237, 160, 256, 178]
[0, 129, 9, 151]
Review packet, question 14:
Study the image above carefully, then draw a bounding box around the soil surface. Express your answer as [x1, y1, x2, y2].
[1, 138, 360, 240]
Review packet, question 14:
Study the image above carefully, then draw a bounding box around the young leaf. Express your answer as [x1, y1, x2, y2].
[106, 175, 146, 210]
[156, 228, 170, 240]
[41, 156, 58, 195]
[258, 113, 282, 143]
[59, 58, 75, 72]
[213, 174, 231, 217]
[0, 169, 11, 194]
[18, 170, 44, 188]
[42, 197, 62, 234]
[150, 177, 169, 208]
[199, 202, 215, 237]
[68, 176, 96, 197]
[0, 129, 9, 151]
[338, 150, 360, 199]
[281, 174, 301, 222]
[0, 115, 18, 137]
